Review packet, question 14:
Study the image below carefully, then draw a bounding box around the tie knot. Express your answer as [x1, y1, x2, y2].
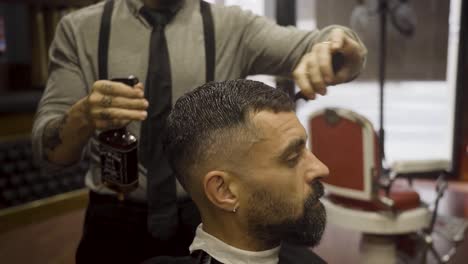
[140, 6, 173, 27]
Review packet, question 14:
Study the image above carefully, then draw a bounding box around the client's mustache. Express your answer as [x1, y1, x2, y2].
[309, 180, 324, 202]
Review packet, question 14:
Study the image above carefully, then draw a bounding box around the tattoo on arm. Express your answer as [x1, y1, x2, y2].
[43, 114, 68, 152]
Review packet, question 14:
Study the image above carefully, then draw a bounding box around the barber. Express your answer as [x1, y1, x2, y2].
[32, 0, 367, 263]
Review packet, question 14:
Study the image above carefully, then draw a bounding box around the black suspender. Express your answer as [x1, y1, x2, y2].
[98, 0, 114, 80]
[200, 0, 215, 82]
[98, 0, 215, 82]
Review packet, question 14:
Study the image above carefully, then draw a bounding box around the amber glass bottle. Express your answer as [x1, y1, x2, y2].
[98, 76, 139, 200]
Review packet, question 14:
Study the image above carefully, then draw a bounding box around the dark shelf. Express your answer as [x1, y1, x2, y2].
[0, 0, 100, 8]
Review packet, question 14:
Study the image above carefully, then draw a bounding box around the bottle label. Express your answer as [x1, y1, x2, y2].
[100, 143, 138, 187]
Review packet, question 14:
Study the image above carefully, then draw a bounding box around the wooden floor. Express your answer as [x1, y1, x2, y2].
[0, 207, 85, 264]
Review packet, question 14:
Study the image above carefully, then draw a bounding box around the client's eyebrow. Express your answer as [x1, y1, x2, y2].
[277, 138, 306, 161]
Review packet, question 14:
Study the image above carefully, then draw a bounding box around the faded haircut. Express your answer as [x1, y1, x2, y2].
[163, 79, 294, 190]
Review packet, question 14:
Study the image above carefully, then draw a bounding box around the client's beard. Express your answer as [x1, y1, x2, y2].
[246, 180, 326, 248]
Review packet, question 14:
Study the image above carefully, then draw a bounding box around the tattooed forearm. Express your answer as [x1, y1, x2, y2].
[43, 114, 68, 152]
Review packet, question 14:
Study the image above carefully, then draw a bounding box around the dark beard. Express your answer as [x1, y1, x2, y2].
[246, 180, 326, 248]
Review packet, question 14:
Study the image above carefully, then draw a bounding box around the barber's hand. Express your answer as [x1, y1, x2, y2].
[293, 28, 366, 99]
[81, 80, 148, 130]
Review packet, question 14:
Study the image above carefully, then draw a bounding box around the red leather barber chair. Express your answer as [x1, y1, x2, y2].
[308, 108, 452, 263]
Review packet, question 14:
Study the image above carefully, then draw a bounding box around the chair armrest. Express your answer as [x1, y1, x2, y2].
[380, 159, 451, 195]
[391, 159, 451, 175]
[377, 195, 395, 209]
[377, 168, 398, 196]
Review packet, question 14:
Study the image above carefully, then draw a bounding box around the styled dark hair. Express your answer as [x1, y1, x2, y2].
[163, 79, 294, 189]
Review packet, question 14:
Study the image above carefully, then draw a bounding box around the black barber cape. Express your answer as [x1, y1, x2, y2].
[142, 243, 327, 264]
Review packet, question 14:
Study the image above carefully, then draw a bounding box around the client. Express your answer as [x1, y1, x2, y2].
[147, 79, 330, 264]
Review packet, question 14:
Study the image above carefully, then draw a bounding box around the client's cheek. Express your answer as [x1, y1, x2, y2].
[280, 194, 303, 220]
[302, 181, 313, 197]
[294, 196, 308, 218]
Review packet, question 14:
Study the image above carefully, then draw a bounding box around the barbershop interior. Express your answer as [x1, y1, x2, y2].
[0, 0, 468, 263]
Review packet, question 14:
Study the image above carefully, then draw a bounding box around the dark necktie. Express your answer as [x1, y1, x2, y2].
[139, 6, 178, 240]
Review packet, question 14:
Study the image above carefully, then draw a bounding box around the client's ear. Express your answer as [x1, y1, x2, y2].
[204, 171, 238, 212]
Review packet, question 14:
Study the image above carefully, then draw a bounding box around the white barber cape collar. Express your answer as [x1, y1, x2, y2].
[189, 224, 280, 264]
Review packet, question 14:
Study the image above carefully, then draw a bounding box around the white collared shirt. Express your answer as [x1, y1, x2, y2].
[189, 224, 280, 264]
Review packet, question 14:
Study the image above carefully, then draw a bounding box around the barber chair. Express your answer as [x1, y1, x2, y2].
[308, 107, 455, 264]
